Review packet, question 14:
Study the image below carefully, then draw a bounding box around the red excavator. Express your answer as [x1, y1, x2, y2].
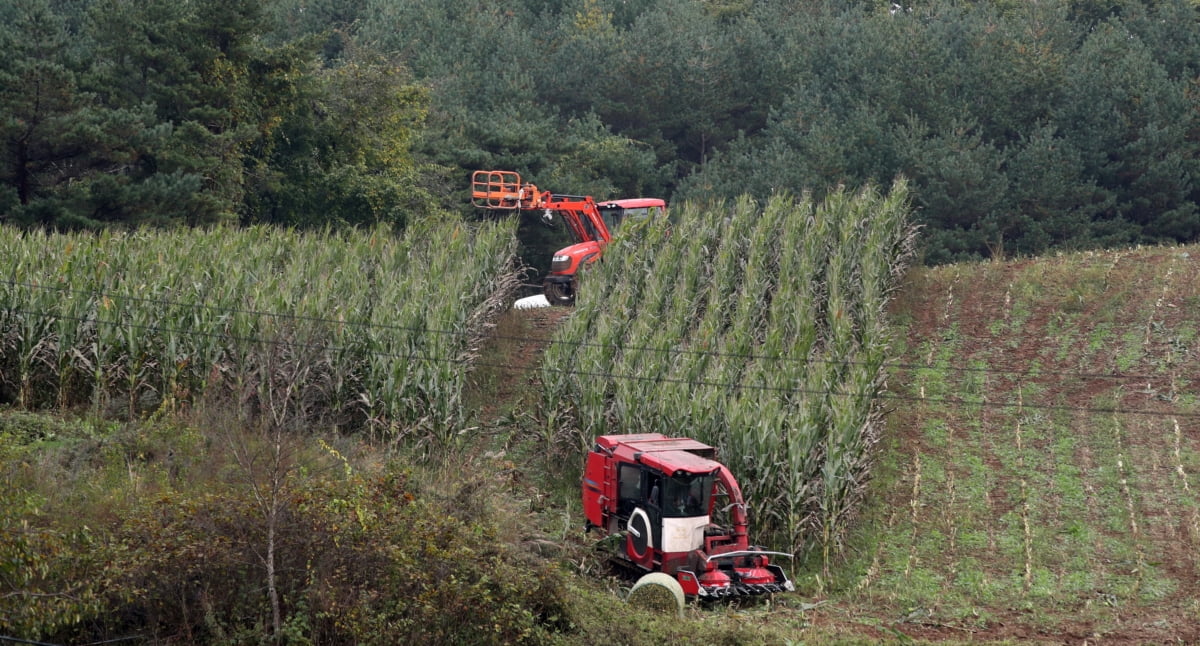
[470, 170, 665, 305]
[582, 433, 794, 599]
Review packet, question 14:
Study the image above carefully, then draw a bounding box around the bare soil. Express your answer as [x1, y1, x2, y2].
[813, 247, 1200, 644]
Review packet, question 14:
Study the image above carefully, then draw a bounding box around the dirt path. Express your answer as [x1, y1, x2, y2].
[468, 305, 571, 425]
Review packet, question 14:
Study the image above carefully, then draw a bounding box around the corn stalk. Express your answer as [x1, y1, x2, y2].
[540, 180, 916, 557]
[0, 220, 518, 447]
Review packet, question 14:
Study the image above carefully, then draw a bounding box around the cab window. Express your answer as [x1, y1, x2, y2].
[661, 472, 714, 518]
[617, 464, 642, 516]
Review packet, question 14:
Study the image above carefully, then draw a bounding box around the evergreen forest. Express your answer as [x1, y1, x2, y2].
[3, 0, 1199, 263]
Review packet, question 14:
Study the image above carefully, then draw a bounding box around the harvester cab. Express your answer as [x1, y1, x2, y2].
[583, 433, 794, 600]
[470, 170, 665, 306]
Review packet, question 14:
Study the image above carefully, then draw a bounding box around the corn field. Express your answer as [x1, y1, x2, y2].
[0, 221, 519, 443]
[541, 181, 916, 559]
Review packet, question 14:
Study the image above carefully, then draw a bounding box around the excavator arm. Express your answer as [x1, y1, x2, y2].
[472, 170, 640, 306]
[470, 170, 609, 242]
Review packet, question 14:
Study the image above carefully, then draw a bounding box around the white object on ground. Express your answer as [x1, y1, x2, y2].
[627, 572, 685, 616]
[514, 294, 550, 310]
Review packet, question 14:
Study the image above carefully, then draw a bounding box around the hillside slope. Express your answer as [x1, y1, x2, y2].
[5, 237, 1196, 645]
[814, 245, 1200, 643]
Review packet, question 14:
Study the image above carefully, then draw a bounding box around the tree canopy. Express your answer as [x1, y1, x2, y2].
[2, 0, 1198, 262]
[0, 0, 432, 230]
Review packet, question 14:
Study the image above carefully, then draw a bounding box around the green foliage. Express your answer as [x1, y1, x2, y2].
[0, 415, 177, 639]
[7, 0, 1200, 256]
[262, 0, 367, 59]
[569, 0, 751, 171]
[0, 0, 437, 230]
[0, 495, 117, 638]
[675, 0, 1200, 262]
[539, 182, 917, 558]
[0, 1, 176, 228]
[355, 0, 680, 201]
[0, 417, 574, 644]
[0, 410, 77, 445]
[3, 0, 1199, 256]
[1058, 18, 1200, 244]
[249, 58, 437, 227]
[0, 221, 519, 443]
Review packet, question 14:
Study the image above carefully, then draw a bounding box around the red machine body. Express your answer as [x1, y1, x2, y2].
[470, 171, 666, 305]
[582, 433, 793, 598]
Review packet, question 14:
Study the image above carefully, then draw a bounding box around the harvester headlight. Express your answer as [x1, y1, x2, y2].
[551, 254, 572, 272]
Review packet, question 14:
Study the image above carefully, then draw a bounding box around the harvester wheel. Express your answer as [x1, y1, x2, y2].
[543, 280, 575, 306]
[627, 572, 685, 616]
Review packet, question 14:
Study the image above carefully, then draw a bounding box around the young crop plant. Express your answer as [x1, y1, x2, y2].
[541, 180, 917, 560]
[0, 221, 519, 445]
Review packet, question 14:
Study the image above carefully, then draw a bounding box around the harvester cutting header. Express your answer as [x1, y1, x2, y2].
[471, 170, 665, 306]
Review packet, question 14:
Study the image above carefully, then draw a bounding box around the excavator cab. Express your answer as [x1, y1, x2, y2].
[598, 199, 667, 234]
